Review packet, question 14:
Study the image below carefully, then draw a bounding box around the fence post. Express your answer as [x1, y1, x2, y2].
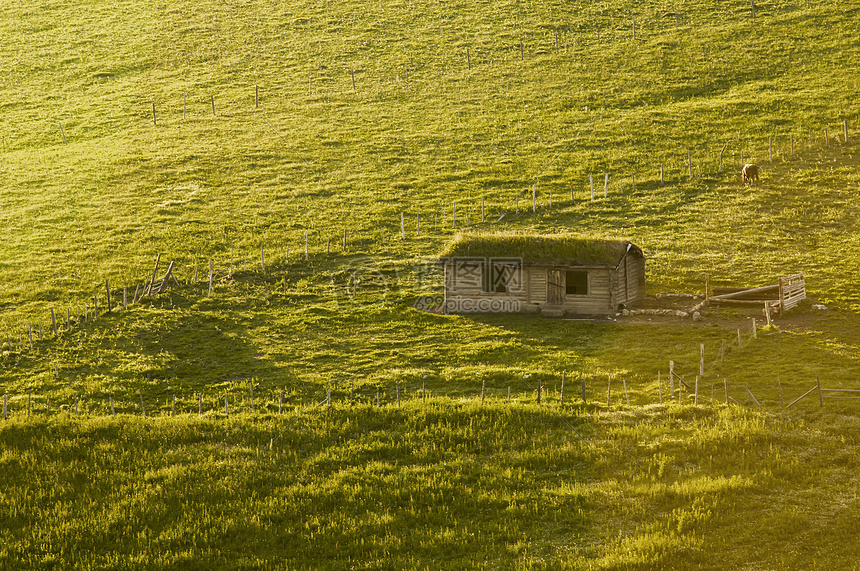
[817, 374, 823, 407]
[110, 395, 115, 416]
[560, 371, 565, 406]
[669, 361, 675, 398]
[225, 396, 229, 417]
[537, 379, 542, 404]
[481, 379, 485, 405]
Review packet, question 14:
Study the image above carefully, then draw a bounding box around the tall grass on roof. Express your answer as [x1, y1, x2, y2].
[440, 231, 635, 266]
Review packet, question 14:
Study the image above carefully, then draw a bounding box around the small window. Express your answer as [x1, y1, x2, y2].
[566, 270, 588, 295]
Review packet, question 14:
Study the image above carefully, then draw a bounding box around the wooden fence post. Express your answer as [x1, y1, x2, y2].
[51, 309, 57, 336]
[280, 389, 284, 413]
[604, 173, 609, 197]
[817, 374, 823, 407]
[844, 118, 849, 143]
[225, 396, 229, 417]
[199, 393, 203, 415]
[700, 344, 705, 377]
[401, 212, 406, 239]
[669, 361, 675, 397]
[208, 259, 213, 298]
[532, 184, 536, 212]
[581, 377, 587, 403]
[106, 280, 112, 313]
[694, 376, 699, 405]
[537, 379, 542, 404]
[560, 371, 565, 406]
[138, 389, 146, 418]
[481, 379, 485, 405]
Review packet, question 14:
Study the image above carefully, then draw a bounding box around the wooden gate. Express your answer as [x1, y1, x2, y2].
[547, 270, 564, 305]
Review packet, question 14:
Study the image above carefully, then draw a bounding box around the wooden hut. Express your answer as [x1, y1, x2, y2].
[438, 234, 646, 317]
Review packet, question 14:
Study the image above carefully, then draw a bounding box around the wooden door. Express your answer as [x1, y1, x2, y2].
[547, 270, 564, 305]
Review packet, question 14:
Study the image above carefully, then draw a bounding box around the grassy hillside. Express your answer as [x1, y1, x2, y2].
[2, 403, 859, 570]
[1, 0, 860, 567]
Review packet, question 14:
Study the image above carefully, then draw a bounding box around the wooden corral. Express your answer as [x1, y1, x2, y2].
[438, 234, 645, 317]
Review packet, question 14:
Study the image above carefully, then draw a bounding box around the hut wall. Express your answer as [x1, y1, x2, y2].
[443, 262, 528, 313]
[559, 268, 613, 314]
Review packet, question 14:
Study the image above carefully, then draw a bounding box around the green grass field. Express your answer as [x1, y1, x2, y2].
[1, 0, 860, 567]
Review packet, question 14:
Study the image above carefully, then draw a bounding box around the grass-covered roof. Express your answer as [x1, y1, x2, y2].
[439, 233, 642, 266]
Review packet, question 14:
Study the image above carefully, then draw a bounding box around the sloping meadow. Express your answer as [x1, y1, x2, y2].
[0, 403, 856, 569]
